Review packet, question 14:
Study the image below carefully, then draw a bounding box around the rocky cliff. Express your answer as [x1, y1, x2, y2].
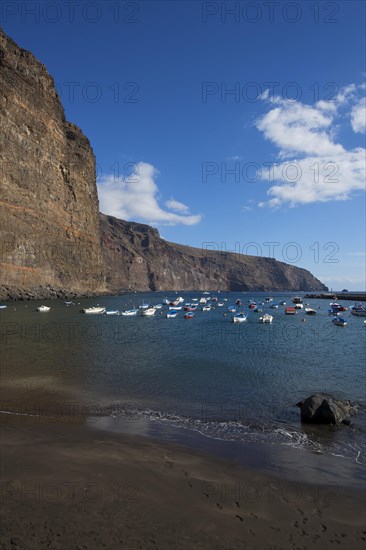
[0, 29, 327, 299]
[0, 28, 106, 299]
[100, 214, 327, 292]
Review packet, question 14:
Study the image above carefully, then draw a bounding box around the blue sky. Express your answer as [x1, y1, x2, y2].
[2, 0, 365, 290]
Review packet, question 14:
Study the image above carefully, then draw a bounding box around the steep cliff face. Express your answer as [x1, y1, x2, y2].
[0, 29, 106, 299]
[100, 214, 327, 292]
[0, 29, 327, 299]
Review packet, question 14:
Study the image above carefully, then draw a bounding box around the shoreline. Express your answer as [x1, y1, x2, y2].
[1, 418, 365, 549]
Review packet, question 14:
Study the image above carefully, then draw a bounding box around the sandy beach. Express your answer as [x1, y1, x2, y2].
[1, 417, 365, 550]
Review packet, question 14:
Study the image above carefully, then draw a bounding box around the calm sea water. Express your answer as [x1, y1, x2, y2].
[1, 292, 365, 469]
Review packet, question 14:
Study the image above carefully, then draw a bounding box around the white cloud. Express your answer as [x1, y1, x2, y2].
[98, 162, 202, 226]
[255, 84, 366, 207]
[351, 98, 366, 133]
[165, 198, 190, 213]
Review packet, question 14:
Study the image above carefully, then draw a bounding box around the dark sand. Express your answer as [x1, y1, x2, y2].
[0, 417, 365, 549]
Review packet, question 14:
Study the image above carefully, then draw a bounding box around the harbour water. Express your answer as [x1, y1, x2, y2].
[1, 291, 365, 482]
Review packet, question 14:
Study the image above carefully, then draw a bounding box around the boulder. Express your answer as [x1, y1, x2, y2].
[296, 393, 357, 425]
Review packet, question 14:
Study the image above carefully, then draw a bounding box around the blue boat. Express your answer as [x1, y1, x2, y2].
[332, 317, 347, 326]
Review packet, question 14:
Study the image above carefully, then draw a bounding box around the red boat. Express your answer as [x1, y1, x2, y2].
[285, 307, 296, 315]
[184, 313, 195, 319]
[184, 305, 197, 311]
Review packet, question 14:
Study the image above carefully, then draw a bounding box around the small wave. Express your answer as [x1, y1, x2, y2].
[106, 405, 365, 466]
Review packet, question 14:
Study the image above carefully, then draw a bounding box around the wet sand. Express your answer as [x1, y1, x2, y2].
[1, 418, 365, 549]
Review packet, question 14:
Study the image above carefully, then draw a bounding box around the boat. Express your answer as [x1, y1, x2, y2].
[141, 308, 156, 316]
[82, 306, 106, 314]
[169, 305, 182, 310]
[199, 297, 207, 304]
[202, 305, 211, 311]
[217, 302, 224, 307]
[232, 312, 247, 323]
[265, 297, 273, 303]
[162, 298, 170, 305]
[279, 301, 286, 306]
[184, 305, 197, 312]
[236, 299, 241, 306]
[332, 316, 347, 326]
[121, 309, 138, 316]
[270, 303, 279, 309]
[64, 301, 74, 306]
[305, 308, 316, 315]
[227, 305, 236, 313]
[285, 307, 296, 315]
[248, 301, 256, 309]
[37, 305, 51, 312]
[184, 312, 195, 319]
[294, 303, 303, 309]
[328, 309, 342, 316]
[329, 302, 347, 312]
[0, 305, 8, 309]
[292, 296, 303, 304]
[177, 296, 184, 303]
[154, 304, 163, 309]
[166, 310, 178, 318]
[252, 306, 262, 313]
[350, 304, 366, 316]
[259, 313, 273, 323]
[105, 310, 119, 315]
[139, 303, 149, 309]
[202, 291, 210, 295]
[211, 297, 218, 302]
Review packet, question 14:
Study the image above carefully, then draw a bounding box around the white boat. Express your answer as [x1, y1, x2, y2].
[154, 304, 163, 309]
[82, 307, 106, 314]
[166, 310, 178, 318]
[217, 302, 224, 307]
[259, 313, 273, 323]
[177, 296, 184, 303]
[142, 308, 156, 316]
[139, 303, 149, 309]
[169, 305, 182, 310]
[305, 308, 316, 315]
[0, 305, 8, 309]
[121, 309, 138, 316]
[199, 297, 207, 304]
[37, 305, 51, 312]
[294, 303, 303, 309]
[232, 313, 247, 323]
[202, 305, 211, 311]
[105, 310, 119, 315]
[332, 316, 347, 326]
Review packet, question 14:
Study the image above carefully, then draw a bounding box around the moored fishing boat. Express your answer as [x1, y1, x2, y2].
[37, 305, 51, 312]
[142, 308, 156, 316]
[305, 308, 316, 315]
[259, 313, 273, 323]
[121, 309, 138, 316]
[285, 307, 296, 315]
[105, 310, 119, 315]
[0, 305, 8, 309]
[169, 305, 182, 310]
[202, 305, 211, 311]
[139, 303, 149, 309]
[350, 303, 366, 316]
[294, 303, 303, 309]
[184, 312, 195, 319]
[232, 312, 247, 323]
[292, 296, 302, 304]
[227, 305, 236, 313]
[82, 307, 106, 314]
[332, 316, 347, 326]
[166, 310, 178, 318]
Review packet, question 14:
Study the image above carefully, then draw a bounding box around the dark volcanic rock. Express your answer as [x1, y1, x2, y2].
[296, 394, 358, 425]
[100, 214, 328, 292]
[0, 29, 106, 300]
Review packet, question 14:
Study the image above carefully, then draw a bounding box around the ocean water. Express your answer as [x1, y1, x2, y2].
[1, 292, 365, 471]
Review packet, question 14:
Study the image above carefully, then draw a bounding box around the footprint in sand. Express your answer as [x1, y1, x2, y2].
[235, 515, 244, 522]
[321, 524, 327, 532]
